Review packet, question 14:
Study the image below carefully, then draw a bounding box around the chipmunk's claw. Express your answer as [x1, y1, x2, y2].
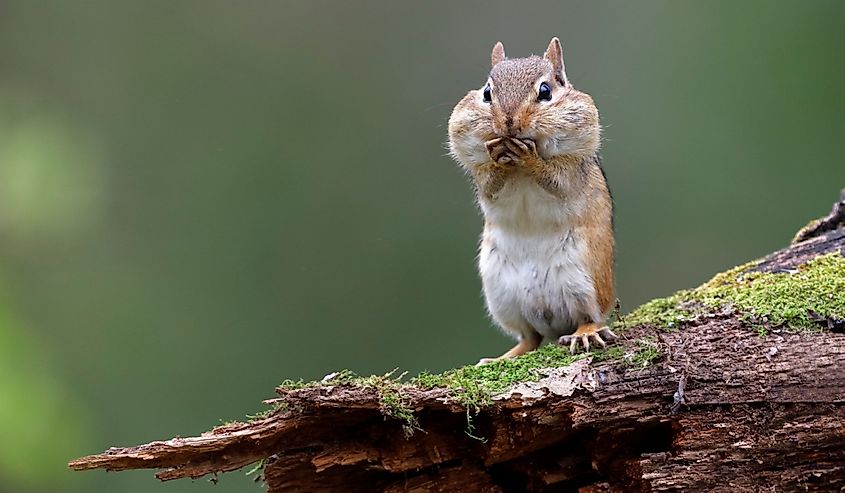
[558, 325, 618, 354]
[485, 137, 516, 166]
[503, 137, 536, 157]
[501, 137, 540, 167]
[486, 137, 537, 167]
[477, 331, 543, 365]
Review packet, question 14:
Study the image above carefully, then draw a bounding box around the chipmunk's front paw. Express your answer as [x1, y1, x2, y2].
[485, 138, 517, 167]
[502, 138, 542, 167]
[558, 323, 618, 354]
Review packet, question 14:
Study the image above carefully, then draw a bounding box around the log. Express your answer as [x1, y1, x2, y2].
[69, 190, 845, 492]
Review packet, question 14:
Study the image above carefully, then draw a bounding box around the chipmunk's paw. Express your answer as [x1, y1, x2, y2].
[558, 323, 618, 354]
[476, 333, 543, 365]
[502, 138, 541, 167]
[485, 138, 517, 167]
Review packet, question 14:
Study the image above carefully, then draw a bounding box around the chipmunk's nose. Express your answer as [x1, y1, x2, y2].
[504, 115, 527, 137]
[493, 109, 522, 137]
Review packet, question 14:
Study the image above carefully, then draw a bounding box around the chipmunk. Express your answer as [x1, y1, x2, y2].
[448, 38, 616, 363]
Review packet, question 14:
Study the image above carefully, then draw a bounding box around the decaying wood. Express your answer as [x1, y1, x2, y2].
[69, 192, 845, 492]
[792, 188, 845, 244]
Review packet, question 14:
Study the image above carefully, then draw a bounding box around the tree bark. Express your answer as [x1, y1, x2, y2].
[69, 191, 845, 493]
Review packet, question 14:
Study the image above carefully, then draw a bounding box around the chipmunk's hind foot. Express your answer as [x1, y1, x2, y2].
[558, 323, 617, 354]
[477, 330, 542, 366]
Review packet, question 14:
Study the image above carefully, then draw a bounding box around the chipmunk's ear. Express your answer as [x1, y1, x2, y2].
[544, 37, 570, 87]
[491, 41, 506, 67]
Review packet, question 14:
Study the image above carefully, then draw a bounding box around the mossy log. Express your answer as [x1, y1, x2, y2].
[69, 190, 845, 492]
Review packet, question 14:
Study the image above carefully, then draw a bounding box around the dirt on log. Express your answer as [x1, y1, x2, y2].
[69, 191, 845, 493]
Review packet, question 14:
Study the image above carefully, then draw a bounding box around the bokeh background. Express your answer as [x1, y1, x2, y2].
[0, 1, 843, 492]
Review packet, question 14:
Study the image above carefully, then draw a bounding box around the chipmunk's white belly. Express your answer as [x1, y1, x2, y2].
[478, 176, 598, 340]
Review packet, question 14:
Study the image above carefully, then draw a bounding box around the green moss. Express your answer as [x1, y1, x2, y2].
[590, 345, 624, 363]
[244, 409, 274, 421]
[590, 336, 661, 369]
[618, 253, 845, 332]
[630, 337, 662, 368]
[356, 370, 420, 436]
[614, 291, 696, 330]
[276, 369, 420, 435]
[276, 369, 360, 390]
[269, 345, 587, 435]
[276, 378, 309, 390]
[413, 344, 584, 412]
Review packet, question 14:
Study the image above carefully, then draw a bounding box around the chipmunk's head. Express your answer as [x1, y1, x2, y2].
[449, 38, 600, 166]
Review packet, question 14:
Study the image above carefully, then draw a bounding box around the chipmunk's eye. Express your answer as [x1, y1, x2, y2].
[538, 82, 552, 102]
[482, 83, 492, 103]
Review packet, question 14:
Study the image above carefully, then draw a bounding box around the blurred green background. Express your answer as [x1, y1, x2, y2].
[0, 1, 842, 492]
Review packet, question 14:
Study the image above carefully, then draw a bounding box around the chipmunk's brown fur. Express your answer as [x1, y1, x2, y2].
[448, 38, 616, 363]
